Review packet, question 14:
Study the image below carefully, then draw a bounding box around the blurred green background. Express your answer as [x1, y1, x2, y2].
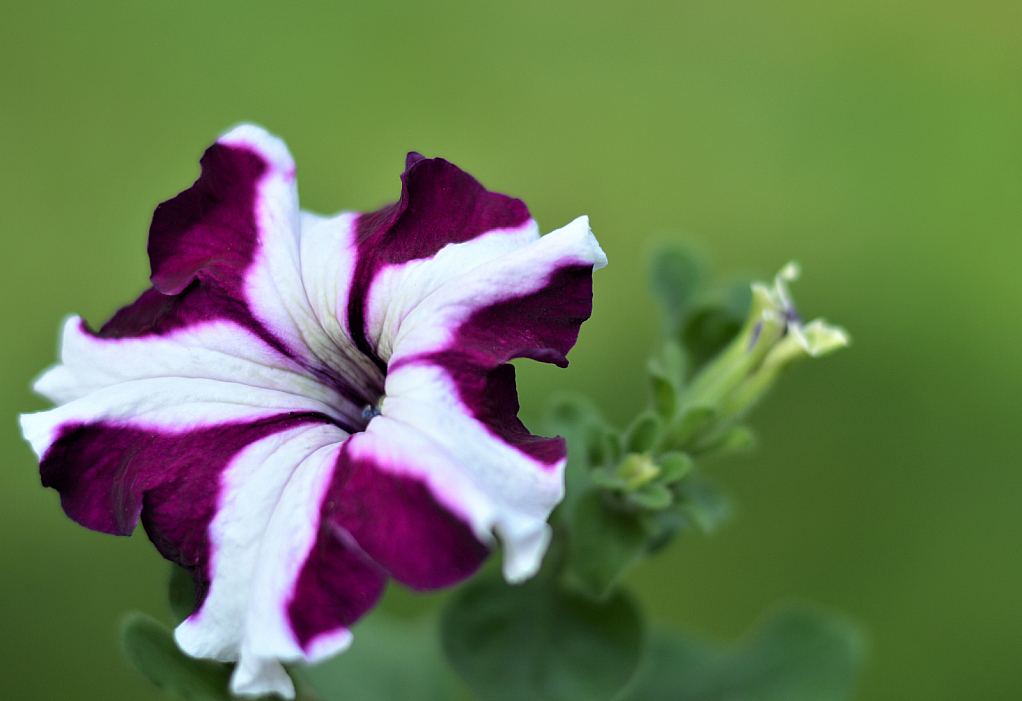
[2, 1, 1019, 699]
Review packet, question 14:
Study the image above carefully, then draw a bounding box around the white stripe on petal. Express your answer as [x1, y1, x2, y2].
[390, 216, 605, 361]
[173, 423, 347, 698]
[364, 219, 542, 362]
[379, 365, 564, 581]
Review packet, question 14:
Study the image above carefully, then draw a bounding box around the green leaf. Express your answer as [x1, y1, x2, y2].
[682, 306, 745, 373]
[626, 484, 673, 511]
[168, 564, 196, 624]
[621, 604, 865, 701]
[660, 338, 688, 382]
[441, 572, 645, 701]
[681, 281, 752, 373]
[121, 613, 233, 701]
[641, 508, 689, 554]
[647, 363, 677, 421]
[656, 452, 693, 484]
[603, 431, 623, 465]
[649, 245, 706, 332]
[590, 466, 628, 490]
[544, 394, 609, 516]
[676, 477, 731, 533]
[624, 412, 662, 454]
[300, 611, 461, 701]
[570, 489, 648, 598]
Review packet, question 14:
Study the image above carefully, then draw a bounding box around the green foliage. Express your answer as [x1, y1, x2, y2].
[657, 452, 693, 483]
[681, 283, 752, 373]
[694, 424, 757, 458]
[661, 406, 717, 451]
[675, 476, 732, 534]
[621, 605, 864, 701]
[649, 246, 707, 335]
[647, 360, 678, 420]
[544, 394, 612, 516]
[624, 483, 673, 510]
[440, 571, 644, 701]
[570, 490, 647, 599]
[121, 613, 234, 701]
[300, 612, 462, 701]
[648, 245, 752, 378]
[623, 412, 662, 454]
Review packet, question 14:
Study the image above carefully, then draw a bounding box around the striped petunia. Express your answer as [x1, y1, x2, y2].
[20, 125, 606, 698]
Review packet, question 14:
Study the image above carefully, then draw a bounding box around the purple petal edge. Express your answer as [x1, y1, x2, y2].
[39, 412, 340, 611]
[287, 440, 488, 648]
[348, 154, 532, 369]
[393, 264, 595, 466]
[149, 143, 266, 297]
[88, 142, 295, 360]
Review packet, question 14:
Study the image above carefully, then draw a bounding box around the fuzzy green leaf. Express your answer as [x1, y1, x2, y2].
[682, 281, 752, 372]
[656, 452, 694, 484]
[121, 613, 233, 701]
[544, 394, 609, 516]
[441, 572, 644, 701]
[641, 508, 690, 554]
[300, 611, 460, 701]
[649, 246, 706, 333]
[694, 424, 756, 458]
[624, 412, 662, 454]
[621, 604, 864, 701]
[647, 365, 677, 421]
[570, 489, 648, 598]
[676, 477, 732, 533]
[664, 406, 717, 449]
[626, 484, 674, 510]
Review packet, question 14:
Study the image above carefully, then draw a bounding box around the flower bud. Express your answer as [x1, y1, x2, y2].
[685, 262, 849, 423]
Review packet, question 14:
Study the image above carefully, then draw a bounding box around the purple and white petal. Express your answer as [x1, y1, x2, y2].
[375, 216, 606, 580]
[343, 153, 535, 367]
[44, 124, 381, 430]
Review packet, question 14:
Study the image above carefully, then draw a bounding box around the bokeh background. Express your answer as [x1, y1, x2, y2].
[2, 1, 1019, 699]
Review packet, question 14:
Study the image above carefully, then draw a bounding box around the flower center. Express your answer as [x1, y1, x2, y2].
[360, 397, 385, 424]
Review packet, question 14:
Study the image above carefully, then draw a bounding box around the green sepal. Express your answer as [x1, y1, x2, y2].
[168, 564, 197, 624]
[655, 452, 693, 484]
[121, 612, 235, 701]
[620, 603, 864, 701]
[440, 570, 645, 701]
[625, 484, 674, 511]
[300, 610, 462, 701]
[624, 412, 662, 454]
[569, 489, 648, 599]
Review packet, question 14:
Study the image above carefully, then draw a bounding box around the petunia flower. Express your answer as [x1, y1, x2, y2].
[20, 125, 607, 698]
